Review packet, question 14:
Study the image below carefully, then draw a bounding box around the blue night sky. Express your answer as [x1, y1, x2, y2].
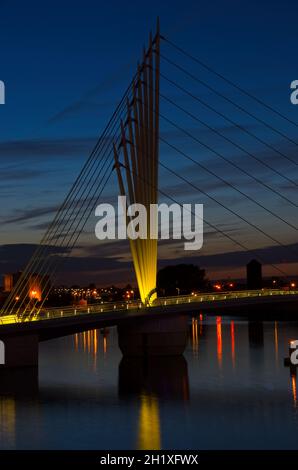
[0, 0, 298, 285]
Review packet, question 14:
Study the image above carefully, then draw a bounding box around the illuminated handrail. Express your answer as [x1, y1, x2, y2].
[1, 289, 298, 325]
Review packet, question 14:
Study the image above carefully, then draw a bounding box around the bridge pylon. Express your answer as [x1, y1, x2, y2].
[114, 20, 160, 305]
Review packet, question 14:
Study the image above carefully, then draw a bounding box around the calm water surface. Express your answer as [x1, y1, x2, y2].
[1, 315, 298, 449]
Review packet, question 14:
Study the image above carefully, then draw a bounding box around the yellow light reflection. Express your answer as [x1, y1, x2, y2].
[94, 330, 98, 356]
[74, 333, 79, 351]
[93, 330, 98, 371]
[137, 394, 161, 450]
[274, 321, 279, 367]
[87, 330, 91, 354]
[216, 316, 222, 368]
[191, 318, 199, 356]
[74, 329, 101, 362]
[0, 398, 16, 447]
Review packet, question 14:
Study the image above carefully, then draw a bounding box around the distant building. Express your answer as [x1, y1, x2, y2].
[3, 273, 13, 292]
[246, 259, 262, 289]
[2, 272, 49, 302]
[3, 272, 22, 292]
[28, 273, 45, 301]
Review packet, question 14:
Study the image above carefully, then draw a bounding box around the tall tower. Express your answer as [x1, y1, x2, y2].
[114, 21, 160, 305]
[246, 259, 262, 289]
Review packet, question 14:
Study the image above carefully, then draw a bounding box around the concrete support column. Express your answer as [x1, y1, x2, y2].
[118, 315, 188, 356]
[0, 334, 39, 368]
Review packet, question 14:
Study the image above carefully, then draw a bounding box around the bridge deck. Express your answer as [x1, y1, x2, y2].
[0, 289, 297, 341]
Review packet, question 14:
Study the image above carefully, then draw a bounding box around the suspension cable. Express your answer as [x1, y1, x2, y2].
[119, 158, 291, 279]
[162, 37, 298, 141]
[160, 71, 298, 177]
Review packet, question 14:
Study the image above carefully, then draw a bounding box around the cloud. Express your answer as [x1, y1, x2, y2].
[2, 188, 119, 228]
[0, 242, 134, 286]
[0, 166, 47, 182]
[1, 237, 297, 287]
[0, 136, 99, 162]
[2, 204, 60, 225]
[157, 241, 298, 272]
[0, 243, 70, 273]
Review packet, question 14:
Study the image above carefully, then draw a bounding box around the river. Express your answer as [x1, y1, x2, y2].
[0, 315, 297, 449]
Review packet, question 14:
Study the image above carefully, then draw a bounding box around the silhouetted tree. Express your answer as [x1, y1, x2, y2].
[157, 264, 207, 296]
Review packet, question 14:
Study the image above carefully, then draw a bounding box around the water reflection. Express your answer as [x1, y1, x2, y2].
[74, 333, 79, 351]
[189, 313, 205, 358]
[118, 356, 189, 401]
[199, 313, 203, 336]
[0, 397, 15, 447]
[248, 321, 264, 372]
[230, 320, 236, 369]
[274, 321, 279, 367]
[248, 321, 264, 348]
[216, 316, 223, 368]
[103, 333, 107, 355]
[0, 368, 38, 396]
[119, 356, 189, 450]
[191, 318, 199, 358]
[291, 371, 297, 408]
[137, 394, 161, 450]
[0, 316, 298, 450]
[72, 328, 108, 357]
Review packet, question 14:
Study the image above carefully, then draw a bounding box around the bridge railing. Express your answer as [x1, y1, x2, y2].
[0, 298, 143, 324]
[1, 288, 298, 325]
[154, 288, 298, 307]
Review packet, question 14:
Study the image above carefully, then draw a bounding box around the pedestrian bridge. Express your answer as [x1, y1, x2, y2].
[1, 288, 297, 369]
[1, 288, 297, 326]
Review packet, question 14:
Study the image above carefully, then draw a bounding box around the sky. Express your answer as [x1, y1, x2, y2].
[1, 0, 298, 286]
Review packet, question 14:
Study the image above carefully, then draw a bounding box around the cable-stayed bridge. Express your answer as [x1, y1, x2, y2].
[1, 19, 298, 366]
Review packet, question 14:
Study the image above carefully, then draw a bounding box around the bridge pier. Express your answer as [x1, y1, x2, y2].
[117, 314, 188, 356]
[0, 334, 39, 369]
